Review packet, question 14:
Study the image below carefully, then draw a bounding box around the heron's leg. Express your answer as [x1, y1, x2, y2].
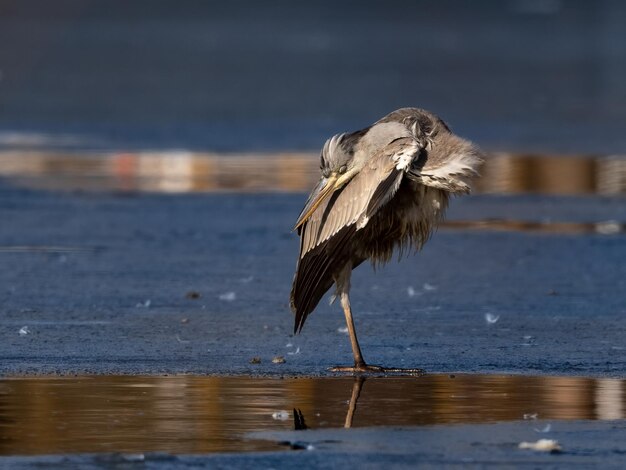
[329, 265, 424, 375]
[330, 266, 366, 368]
[341, 290, 366, 367]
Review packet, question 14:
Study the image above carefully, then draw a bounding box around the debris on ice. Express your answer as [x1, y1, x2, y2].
[534, 423, 552, 433]
[518, 439, 562, 453]
[219, 292, 236, 301]
[484, 313, 500, 324]
[272, 410, 290, 420]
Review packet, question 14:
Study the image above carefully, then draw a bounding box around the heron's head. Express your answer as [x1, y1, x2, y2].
[319, 132, 357, 182]
[293, 132, 361, 230]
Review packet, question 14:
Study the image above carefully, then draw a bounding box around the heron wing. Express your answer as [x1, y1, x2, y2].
[300, 137, 419, 257]
[291, 137, 420, 333]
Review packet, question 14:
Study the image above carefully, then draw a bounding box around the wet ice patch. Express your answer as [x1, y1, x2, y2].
[18, 326, 30, 336]
[337, 327, 349, 334]
[121, 453, 145, 462]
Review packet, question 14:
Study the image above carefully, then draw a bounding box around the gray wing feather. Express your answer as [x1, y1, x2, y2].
[299, 137, 418, 258]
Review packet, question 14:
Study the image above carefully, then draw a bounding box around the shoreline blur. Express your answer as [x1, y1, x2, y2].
[1, 150, 624, 195]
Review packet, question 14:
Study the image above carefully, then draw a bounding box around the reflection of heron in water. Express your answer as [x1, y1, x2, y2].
[293, 377, 365, 431]
[291, 108, 482, 372]
[343, 377, 365, 428]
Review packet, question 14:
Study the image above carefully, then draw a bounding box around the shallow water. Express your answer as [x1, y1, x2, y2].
[0, 374, 623, 455]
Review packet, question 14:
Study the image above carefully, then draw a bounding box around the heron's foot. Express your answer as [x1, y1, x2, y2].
[329, 363, 425, 376]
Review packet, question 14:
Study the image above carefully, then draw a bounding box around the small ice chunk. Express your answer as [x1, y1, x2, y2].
[337, 327, 349, 334]
[423, 283, 437, 291]
[485, 313, 500, 324]
[523, 413, 538, 420]
[219, 292, 236, 301]
[272, 410, 290, 420]
[534, 424, 552, 433]
[18, 326, 30, 336]
[136, 299, 151, 308]
[518, 439, 561, 453]
[407, 286, 418, 297]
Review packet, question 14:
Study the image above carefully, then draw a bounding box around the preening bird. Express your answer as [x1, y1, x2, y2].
[290, 108, 483, 373]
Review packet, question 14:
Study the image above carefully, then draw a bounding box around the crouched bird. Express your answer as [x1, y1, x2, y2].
[290, 108, 483, 373]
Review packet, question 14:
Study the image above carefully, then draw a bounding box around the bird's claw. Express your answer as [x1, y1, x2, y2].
[329, 364, 425, 376]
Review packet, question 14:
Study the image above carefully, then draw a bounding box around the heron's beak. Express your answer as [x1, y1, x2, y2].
[294, 173, 339, 230]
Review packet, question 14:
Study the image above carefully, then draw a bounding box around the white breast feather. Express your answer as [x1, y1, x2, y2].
[424, 152, 481, 179]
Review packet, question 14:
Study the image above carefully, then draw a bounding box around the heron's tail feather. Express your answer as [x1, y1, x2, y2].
[290, 224, 355, 334]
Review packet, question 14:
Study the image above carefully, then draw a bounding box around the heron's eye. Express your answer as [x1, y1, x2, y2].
[339, 165, 347, 174]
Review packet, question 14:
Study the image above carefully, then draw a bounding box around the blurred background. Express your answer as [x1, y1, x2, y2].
[0, 0, 625, 194]
[0, 0, 625, 154]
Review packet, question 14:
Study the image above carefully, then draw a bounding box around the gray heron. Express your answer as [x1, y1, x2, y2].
[291, 108, 483, 373]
